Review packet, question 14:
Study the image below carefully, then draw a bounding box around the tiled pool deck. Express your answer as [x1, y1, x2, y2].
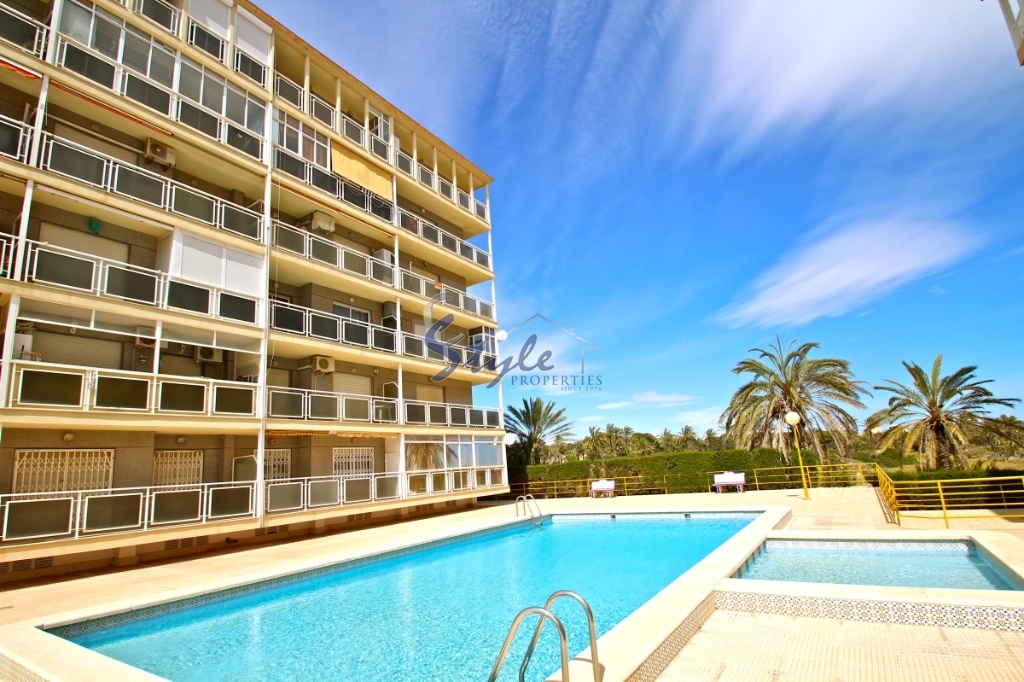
[1, 486, 1023, 681]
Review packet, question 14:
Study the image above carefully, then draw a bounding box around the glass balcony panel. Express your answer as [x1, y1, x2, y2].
[463, 297, 478, 315]
[459, 243, 474, 260]
[341, 182, 366, 209]
[115, 167, 164, 206]
[426, 344, 445, 362]
[95, 376, 150, 409]
[222, 205, 261, 240]
[151, 489, 201, 523]
[370, 260, 392, 285]
[159, 382, 206, 412]
[310, 313, 340, 341]
[476, 470, 487, 487]
[342, 117, 364, 145]
[20, 370, 82, 406]
[166, 280, 211, 314]
[370, 198, 392, 223]
[226, 125, 261, 158]
[310, 166, 338, 195]
[408, 473, 427, 495]
[486, 410, 500, 427]
[84, 493, 142, 532]
[479, 302, 494, 319]
[62, 44, 116, 88]
[267, 482, 302, 512]
[48, 141, 106, 186]
[370, 136, 388, 160]
[404, 336, 424, 357]
[432, 472, 447, 493]
[417, 165, 433, 186]
[0, 11, 38, 54]
[438, 178, 453, 200]
[373, 400, 396, 422]
[428, 405, 448, 425]
[189, 23, 223, 61]
[172, 187, 215, 224]
[469, 409, 485, 426]
[177, 101, 220, 139]
[458, 191, 471, 210]
[33, 250, 94, 291]
[310, 97, 335, 127]
[405, 402, 426, 424]
[371, 328, 395, 352]
[274, 148, 306, 179]
[476, 201, 488, 219]
[271, 304, 305, 333]
[4, 498, 73, 540]
[137, 0, 177, 32]
[342, 250, 367, 276]
[440, 232, 458, 253]
[219, 293, 257, 323]
[476, 252, 490, 269]
[399, 212, 419, 234]
[309, 393, 339, 420]
[123, 74, 172, 115]
[275, 77, 303, 109]
[234, 51, 265, 86]
[449, 407, 467, 426]
[209, 486, 251, 517]
[274, 224, 305, 254]
[401, 272, 422, 295]
[421, 224, 440, 245]
[0, 120, 21, 159]
[342, 320, 368, 346]
[343, 396, 370, 421]
[376, 476, 399, 499]
[309, 238, 338, 267]
[105, 266, 157, 304]
[344, 478, 371, 503]
[214, 386, 254, 414]
[308, 479, 339, 507]
[269, 390, 303, 418]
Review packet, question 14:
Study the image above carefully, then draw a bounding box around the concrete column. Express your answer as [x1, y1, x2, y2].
[334, 78, 342, 134]
[303, 55, 311, 113]
[0, 294, 22, 408]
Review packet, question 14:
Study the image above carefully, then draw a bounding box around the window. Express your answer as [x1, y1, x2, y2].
[153, 450, 203, 486]
[332, 303, 370, 324]
[274, 109, 328, 169]
[121, 24, 175, 113]
[367, 106, 390, 141]
[261, 449, 291, 480]
[332, 447, 374, 477]
[178, 57, 265, 155]
[12, 449, 115, 493]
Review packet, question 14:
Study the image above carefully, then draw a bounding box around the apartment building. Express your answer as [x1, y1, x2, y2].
[0, 0, 506, 581]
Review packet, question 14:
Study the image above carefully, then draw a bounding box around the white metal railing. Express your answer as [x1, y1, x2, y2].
[53, 35, 265, 160]
[39, 132, 264, 241]
[401, 331, 493, 369]
[275, 73, 305, 110]
[398, 209, 491, 270]
[0, 480, 255, 542]
[269, 301, 399, 353]
[133, 0, 180, 34]
[273, 145, 394, 224]
[22, 239, 262, 325]
[340, 112, 365, 146]
[0, 232, 15, 279]
[8, 360, 259, 417]
[393, 149, 490, 224]
[417, 162, 435, 190]
[0, 112, 31, 165]
[272, 222, 394, 287]
[402, 399, 501, 428]
[0, 2, 48, 59]
[187, 18, 225, 63]
[310, 93, 336, 129]
[397, 268, 494, 320]
[368, 132, 389, 162]
[406, 466, 504, 496]
[267, 386, 398, 423]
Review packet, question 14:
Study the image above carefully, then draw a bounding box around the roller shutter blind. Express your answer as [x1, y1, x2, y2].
[225, 249, 262, 294]
[234, 9, 270, 64]
[53, 123, 138, 164]
[330, 141, 393, 198]
[32, 331, 123, 369]
[333, 373, 371, 396]
[180, 234, 222, 286]
[189, 0, 231, 38]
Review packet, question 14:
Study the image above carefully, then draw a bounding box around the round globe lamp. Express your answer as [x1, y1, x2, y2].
[784, 411, 810, 500]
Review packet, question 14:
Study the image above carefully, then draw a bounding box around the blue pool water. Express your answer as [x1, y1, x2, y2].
[64, 513, 753, 681]
[736, 541, 1017, 591]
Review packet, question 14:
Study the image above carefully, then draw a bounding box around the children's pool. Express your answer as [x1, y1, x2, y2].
[57, 513, 756, 681]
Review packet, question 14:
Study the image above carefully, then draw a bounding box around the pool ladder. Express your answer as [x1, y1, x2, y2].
[487, 590, 602, 682]
[515, 494, 542, 524]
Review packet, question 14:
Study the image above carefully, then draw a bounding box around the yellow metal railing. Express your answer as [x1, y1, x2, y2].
[507, 476, 656, 499]
[704, 462, 876, 492]
[874, 466, 1024, 528]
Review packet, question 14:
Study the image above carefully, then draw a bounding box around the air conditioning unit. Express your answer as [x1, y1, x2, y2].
[144, 138, 176, 170]
[372, 248, 393, 265]
[303, 211, 335, 237]
[134, 331, 156, 349]
[313, 356, 335, 374]
[195, 346, 224, 363]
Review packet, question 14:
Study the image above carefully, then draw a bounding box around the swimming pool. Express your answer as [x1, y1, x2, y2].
[735, 539, 1019, 591]
[56, 513, 755, 681]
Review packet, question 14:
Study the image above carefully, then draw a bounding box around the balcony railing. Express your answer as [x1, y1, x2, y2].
[397, 268, 494, 321]
[8, 360, 259, 417]
[267, 386, 398, 423]
[406, 467, 504, 496]
[0, 2, 48, 59]
[0, 480, 255, 543]
[0, 112, 31, 165]
[270, 301, 398, 354]
[394, 149, 490, 224]
[403, 400, 500, 428]
[54, 36, 265, 160]
[272, 222, 394, 287]
[401, 331, 490, 369]
[133, 0, 180, 35]
[273, 146, 394, 224]
[340, 112, 364, 146]
[0, 232, 15, 279]
[275, 73, 305, 110]
[22, 239, 261, 325]
[398, 209, 491, 270]
[39, 133, 264, 242]
[187, 18, 225, 63]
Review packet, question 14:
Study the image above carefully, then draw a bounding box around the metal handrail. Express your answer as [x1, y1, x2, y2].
[515, 494, 541, 519]
[521, 591, 601, 682]
[0, 2, 48, 59]
[487, 607, 569, 682]
[398, 209, 491, 270]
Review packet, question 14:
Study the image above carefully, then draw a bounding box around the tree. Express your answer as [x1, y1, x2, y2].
[721, 337, 868, 464]
[504, 398, 574, 465]
[866, 356, 1021, 470]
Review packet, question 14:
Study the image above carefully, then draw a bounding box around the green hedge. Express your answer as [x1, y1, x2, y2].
[887, 467, 1024, 481]
[508, 449, 791, 493]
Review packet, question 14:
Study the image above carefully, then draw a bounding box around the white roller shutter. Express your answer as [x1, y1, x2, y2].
[333, 373, 371, 396]
[189, 0, 231, 38]
[224, 248, 262, 294]
[32, 331, 123, 369]
[180, 234, 223, 286]
[234, 9, 270, 64]
[39, 223, 129, 263]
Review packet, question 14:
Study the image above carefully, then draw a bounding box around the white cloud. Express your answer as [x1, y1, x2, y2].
[598, 401, 632, 410]
[598, 391, 696, 410]
[717, 215, 980, 328]
[670, 407, 724, 432]
[576, 415, 606, 423]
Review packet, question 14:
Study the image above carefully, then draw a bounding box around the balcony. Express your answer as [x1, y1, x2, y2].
[272, 222, 394, 287]
[267, 386, 398, 423]
[402, 400, 500, 429]
[397, 268, 494, 321]
[39, 133, 264, 242]
[133, 0, 181, 36]
[406, 467, 504, 496]
[395, 149, 489, 222]
[7, 360, 258, 417]
[269, 300, 398, 354]
[21, 239, 261, 326]
[53, 36, 265, 161]
[0, 2, 48, 59]
[0, 113, 31, 165]
[398, 209, 491, 270]
[273, 146, 393, 224]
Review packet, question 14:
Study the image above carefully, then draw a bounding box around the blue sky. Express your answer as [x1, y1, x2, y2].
[260, 0, 1024, 435]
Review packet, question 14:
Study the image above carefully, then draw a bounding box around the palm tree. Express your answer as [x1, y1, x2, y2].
[680, 425, 698, 450]
[866, 356, 1020, 470]
[721, 337, 868, 464]
[504, 398, 574, 464]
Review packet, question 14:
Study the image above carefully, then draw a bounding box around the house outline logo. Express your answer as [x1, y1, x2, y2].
[500, 314, 599, 374]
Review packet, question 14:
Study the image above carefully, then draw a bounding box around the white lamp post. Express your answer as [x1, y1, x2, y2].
[785, 411, 810, 501]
